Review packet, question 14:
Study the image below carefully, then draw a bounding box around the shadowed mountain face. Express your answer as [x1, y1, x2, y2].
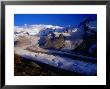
[38, 27, 83, 51]
[73, 18, 97, 57]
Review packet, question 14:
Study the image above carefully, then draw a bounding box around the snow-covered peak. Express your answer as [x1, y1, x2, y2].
[44, 25, 63, 29]
[14, 24, 64, 35]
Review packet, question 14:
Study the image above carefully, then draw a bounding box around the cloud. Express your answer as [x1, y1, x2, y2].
[14, 24, 63, 34]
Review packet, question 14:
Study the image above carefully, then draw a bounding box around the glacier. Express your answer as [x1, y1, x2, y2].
[15, 47, 97, 76]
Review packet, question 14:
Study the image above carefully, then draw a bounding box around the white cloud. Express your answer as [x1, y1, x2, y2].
[14, 24, 63, 35]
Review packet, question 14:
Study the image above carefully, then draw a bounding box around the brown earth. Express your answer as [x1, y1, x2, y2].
[14, 54, 59, 76]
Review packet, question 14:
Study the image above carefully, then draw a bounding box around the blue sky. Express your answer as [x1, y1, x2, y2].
[14, 14, 96, 27]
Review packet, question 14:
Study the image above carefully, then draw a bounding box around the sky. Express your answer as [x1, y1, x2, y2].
[14, 14, 97, 27]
